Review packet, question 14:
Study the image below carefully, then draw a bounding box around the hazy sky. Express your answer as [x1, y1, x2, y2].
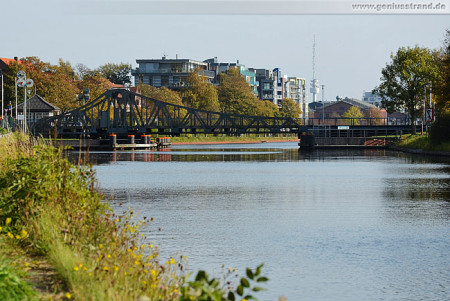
[2, 0, 449, 100]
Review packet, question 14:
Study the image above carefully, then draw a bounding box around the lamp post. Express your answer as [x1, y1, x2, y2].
[78, 88, 90, 106]
[16, 71, 33, 133]
[422, 83, 431, 135]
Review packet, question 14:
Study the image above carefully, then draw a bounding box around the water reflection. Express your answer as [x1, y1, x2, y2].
[81, 143, 450, 300]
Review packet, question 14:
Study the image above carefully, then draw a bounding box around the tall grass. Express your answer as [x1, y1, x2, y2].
[0, 133, 267, 300]
[397, 134, 450, 152]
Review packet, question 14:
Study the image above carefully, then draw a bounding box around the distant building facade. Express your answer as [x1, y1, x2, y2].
[254, 69, 275, 102]
[285, 77, 307, 120]
[132, 56, 309, 116]
[204, 57, 258, 96]
[309, 97, 387, 124]
[362, 91, 382, 107]
[14, 94, 61, 124]
[132, 56, 214, 89]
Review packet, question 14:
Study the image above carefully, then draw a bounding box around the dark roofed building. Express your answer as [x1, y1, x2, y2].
[309, 97, 387, 125]
[15, 94, 61, 124]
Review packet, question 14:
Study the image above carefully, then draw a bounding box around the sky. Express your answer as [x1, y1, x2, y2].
[1, 0, 449, 101]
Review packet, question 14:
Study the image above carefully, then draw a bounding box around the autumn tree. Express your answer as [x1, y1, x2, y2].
[434, 29, 450, 113]
[138, 84, 186, 118]
[97, 63, 132, 85]
[373, 46, 442, 134]
[138, 84, 183, 106]
[255, 100, 279, 117]
[77, 73, 112, 104]
[218, 67, 259, 115]
[342, 106, 364, 125]
[364, 107, 384, 125]
[430, 29, 450, 143]
[5, 57, 79, 112]
[278, 98, 302, 119]
[181, 72, 220, 112]
[1, 60, 24, 110]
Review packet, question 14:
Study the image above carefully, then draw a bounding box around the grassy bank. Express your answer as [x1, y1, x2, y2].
[0, 133, 267, 300]
[396, 134, 450, 152]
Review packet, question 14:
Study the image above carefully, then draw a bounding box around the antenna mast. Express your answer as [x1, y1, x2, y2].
[310, 35, 320, 102]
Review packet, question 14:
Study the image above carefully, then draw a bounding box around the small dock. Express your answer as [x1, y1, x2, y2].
[58, 135, 171, 151]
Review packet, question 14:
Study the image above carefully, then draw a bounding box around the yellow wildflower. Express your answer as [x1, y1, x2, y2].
[15, 235, 21, 239]
[83, 267, 88, 271]
[5, 217, 11, 225]
[0, 226, 2, 232]
[134, 260, 140, 265]
[73, 266, 79, 271]
[21, 229, 27, 238]
[24, 262, 29, 267]
[65, 292, 72, 299]
[103, 266, 109, 271]
[7, 232, 14, 239]
[107, 254, 111, 259]
[114, 266, 119, 271]
[88, 272, 92, 276]
[99, 244, 103, 249]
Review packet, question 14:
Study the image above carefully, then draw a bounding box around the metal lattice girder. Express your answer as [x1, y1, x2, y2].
[34, 88, 305, 137]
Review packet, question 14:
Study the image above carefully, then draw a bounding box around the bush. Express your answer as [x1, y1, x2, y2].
[0, 253, 37, 301]
[430, 111, 450, 145]
[0, 141, 268, 300]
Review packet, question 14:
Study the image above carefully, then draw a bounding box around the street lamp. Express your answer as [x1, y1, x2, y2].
[422, 83, 431, 135]
[78, 88, 90, 106]
[16, 71, 33, 133]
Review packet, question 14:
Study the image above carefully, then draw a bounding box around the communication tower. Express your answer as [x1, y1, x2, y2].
[310, 36, 320, 102]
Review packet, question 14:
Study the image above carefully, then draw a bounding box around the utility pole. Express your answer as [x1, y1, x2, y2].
[321, 84, 325, 126]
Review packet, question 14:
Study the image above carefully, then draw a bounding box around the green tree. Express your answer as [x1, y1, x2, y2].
[278, 98, 302, 119]
[97, 63, 132, 85]
[342, 106, 364, 125]
[181, 72, 220, 111]
[373, 46, 442, 134]
[218, 67, 259, 115]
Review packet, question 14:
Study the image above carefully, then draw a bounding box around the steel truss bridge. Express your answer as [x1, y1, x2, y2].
[34, 88, 416, 138]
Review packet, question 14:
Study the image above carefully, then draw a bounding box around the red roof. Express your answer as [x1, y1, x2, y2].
[0, 57, 21, 65]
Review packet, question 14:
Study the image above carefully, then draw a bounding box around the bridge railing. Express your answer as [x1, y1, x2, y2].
[307, 117, 415, 126]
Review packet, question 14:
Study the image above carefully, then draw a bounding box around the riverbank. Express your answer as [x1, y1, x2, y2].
[390, 134, 450, 157]
[0, 133, 267, 300]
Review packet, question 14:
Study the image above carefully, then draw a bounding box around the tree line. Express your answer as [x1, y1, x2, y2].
[1, 57, 302, 119]
[373, 29, 449, 137]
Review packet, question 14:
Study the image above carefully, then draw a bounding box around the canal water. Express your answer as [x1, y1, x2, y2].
[85, 143, 450, 300]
